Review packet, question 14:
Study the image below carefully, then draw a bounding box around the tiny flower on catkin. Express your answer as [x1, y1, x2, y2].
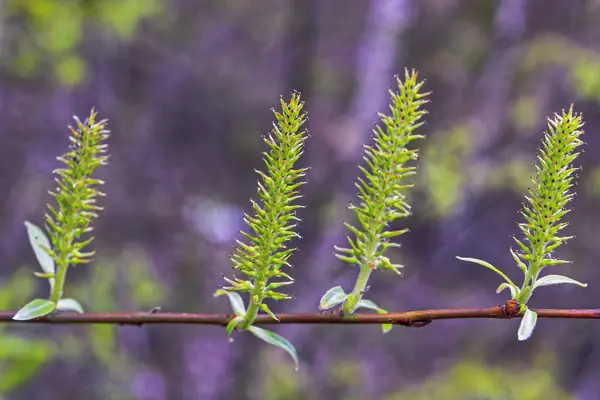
[457, 105, 587, 341]
[319, 69, 430, 332]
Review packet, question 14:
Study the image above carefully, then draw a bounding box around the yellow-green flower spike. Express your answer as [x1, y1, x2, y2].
[216, 92, 308, 330]
[323, 69, 429, 319]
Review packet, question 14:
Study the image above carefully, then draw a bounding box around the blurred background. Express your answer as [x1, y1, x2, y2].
[0, 0, 599, 399]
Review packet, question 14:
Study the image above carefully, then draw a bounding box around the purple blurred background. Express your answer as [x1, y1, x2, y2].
[1, 0, 599, 399]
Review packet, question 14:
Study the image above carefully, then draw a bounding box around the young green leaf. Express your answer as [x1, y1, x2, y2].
[518, 308, 538, 341]
[495, 283, 519, 299]
[456, 256, 518, 289]
[509, 247, 527, 272]
[356, 299, 392, 334]
[517, 286, 533, 305]
[214, 289, 246, 317]
[259, 303, 279, 321]
[24, 221, 55, 275]
[33, 271, 56, 293]
[248, 326, 299, 371]
[56, 298, 84, 313]
[225, 316, 245, 341]
[533, 275, 587, 289]
[33, 272, 55, 279]
[318, 286, 348, 310]
[13, 299, 56, 321]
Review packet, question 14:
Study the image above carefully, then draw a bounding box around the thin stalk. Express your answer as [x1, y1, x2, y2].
[343, 264, 374, 314]
[50, 261, 68, 304]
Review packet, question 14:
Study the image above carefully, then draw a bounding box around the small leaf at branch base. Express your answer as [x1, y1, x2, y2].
[24, 221, 55, 275]
[517, 286, 533, 305]
[456, 256, 518, 288]
[495, 283, 519, 300]
[33, 272, 55, 279]
[56, 298, 84, 313]
[533, 274, 587, 289]
[248, 326, 299, 371]
[259, 303, 279, 321]
[518, 308, 538, 341]
[214, 289, 246, 317]
[356, 299, 392, 334]
[319, 286, 349, 310]
[13, 299, 56, 321]
[226, 316, 245, 341]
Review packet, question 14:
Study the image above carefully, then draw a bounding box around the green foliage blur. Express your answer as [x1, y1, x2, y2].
[5, 0, 162, 86]
[0, 270, 54, 398]
[422, 123, 474, 217]
[523, 35, 600, 103]
[256, 351, 573, 400]
[420, 34, 600, 219]
[69, 247, 166, 398]
[0, 248, 165, 399]
[384, 355, 572, 400]
[1, 2, 598, 397]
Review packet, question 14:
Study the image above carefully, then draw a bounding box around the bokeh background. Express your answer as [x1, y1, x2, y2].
[1, 0, 599, 399]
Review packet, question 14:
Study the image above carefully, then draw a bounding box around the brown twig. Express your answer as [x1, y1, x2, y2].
[1, 301, 599, 326]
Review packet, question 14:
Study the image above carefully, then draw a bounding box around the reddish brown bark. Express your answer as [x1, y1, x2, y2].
[1, 301, 598, 326]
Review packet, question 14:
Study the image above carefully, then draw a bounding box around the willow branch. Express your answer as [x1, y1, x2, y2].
[0, 301, 598, 326]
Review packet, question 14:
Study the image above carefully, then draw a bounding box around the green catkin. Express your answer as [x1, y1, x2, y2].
[334, 69, 429, 315]
[218, 93, 308, 328]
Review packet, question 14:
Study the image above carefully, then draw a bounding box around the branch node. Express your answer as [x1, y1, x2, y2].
[502, 299, 521, 318]
[403, 319, 432, 328]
